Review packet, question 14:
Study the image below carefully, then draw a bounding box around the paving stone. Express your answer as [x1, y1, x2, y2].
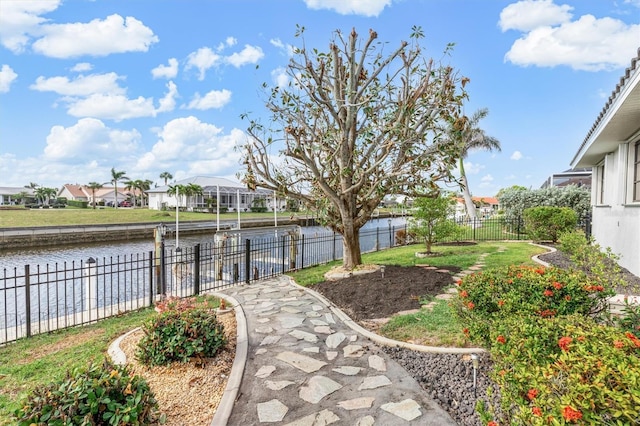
[289, 329, 319, 343]
[447, 287, 459, 294]
[279, 315, 305, 329]
[381, 399, 422, 421]
[355, 415, 375, 426]
[324, 313, 336, 324]
[332, 366, 362, 376]
[343, 344, 365, 358]
[257, 318, 271, 323]
[310, 319, 328, 326]
[257, 399, 288, 422]
[281, 306, 302, 314]
[358, 375, 392, 390]
[276, 351, 327, 373]
[368, 355, 386, 372]
[260, 335, 282, 346]
[255, 348, 267, 355]
[325, 332, 346, 349]
[265, 380, 296, 390]
[337, 397, 375, 410]
[305, 311, 322, 318]
[311, 305, 323, 311]
[280, 296, 298, 302]
[326, 351, 338, 361]
[396, 308, 420, 316]
[349, 335, 358, 342]
[283, 409, 340, 426]
[299, 376, 343, 403]
[468, 265, 483, 271]
[255, 365, 276, 378]
[262, 288, 281, 294]
[256, 326, 275, 334]
[314, 326, 333, 334]
[436, 269, 451, 273]
[303, 347, 320, 353]
[435, 293, 453, 300]
[243, 294, 258, 301]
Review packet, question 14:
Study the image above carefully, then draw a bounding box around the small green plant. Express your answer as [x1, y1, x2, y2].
[409, 193, 464, 254]
[14, 359, 161, 425]
[487, 315, 640, 425]
[451, 265, 614, 347]
[523, 206, 577, 243]
[136, 298, 227, 366]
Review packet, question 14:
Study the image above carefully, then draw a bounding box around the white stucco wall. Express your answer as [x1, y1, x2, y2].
[592, 205, 640, 277]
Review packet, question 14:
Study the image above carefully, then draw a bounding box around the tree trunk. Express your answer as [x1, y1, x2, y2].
[341, 222, 362, 270]
[459, 158, 477, 221]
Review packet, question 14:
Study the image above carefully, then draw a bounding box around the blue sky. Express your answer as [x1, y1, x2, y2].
[0, 0, 638, 196]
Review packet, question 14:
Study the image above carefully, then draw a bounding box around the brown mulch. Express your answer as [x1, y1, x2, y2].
[311, 264, 461, 321]
[119, 310, 236, 426]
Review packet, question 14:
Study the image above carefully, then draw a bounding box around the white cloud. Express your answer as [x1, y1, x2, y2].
[271, 67, 290, 88]
[501, 2, 639, 71]
[270, 38, 295, 57]
[499, 0, 573, 32]
[30, 73, 125, 96]
[0, 0, 61, 53]
[479, 174, 495, 188]
[463, 161, 485, 175]
[136, 116, 241, 172]
[225, 37, 237, 47]
[0, 65, 18, 93]
[186, 89, 232, 110]
[511, 150, 523, 160]
[32, 14, 158, 58]
[71, 63, 93, 72]
[185, 47, 221, 80]
[44, 118, 141, 161]
[303, 0, 391, 17]
[226, 45, 264, 67]
[152, 58, 179, 79]
[157, 81, 179, 113]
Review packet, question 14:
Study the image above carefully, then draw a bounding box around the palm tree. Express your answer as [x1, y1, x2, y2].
[110, 167, 129, 208]
[87, 182, 104, 209]
[167, 184, 187, 210]
[159, 171, 173, 186]
[446, 108, 501, 221]
[34, 187, 57, 206]
[185, 183, 203, 210]
[125, 179, 153, 207]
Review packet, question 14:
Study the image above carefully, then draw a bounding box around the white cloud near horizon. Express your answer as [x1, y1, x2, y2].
[0, 65, 18, 93]
[303, 0, 392, 16]
[185, 89, 232, 110]
[500, 0, 639, 71]
[511, 150, 523, 160]
[71, 63, 93, 72]
[30, 73, 125, 96]
[0, 0, 61, 53]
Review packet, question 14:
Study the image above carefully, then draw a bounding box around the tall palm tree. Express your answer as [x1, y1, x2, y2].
[87, 182, 104, 209]
[110, 167, 129, 208]
[446, 108, 501, 221]
[167, 184, 187, 210]
[159, 171, 173, 186]
[35, 187, 57, 206]
[125, 179, 153, 207]
[185, 183, 203, 210]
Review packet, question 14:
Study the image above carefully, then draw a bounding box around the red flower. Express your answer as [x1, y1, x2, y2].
[553, 281, 563, 289]
[467, 301, 475, 310]
[498, 300, 505, 307]
[565, 295, 571, 301]
[455, 279, 462, 286]
[558, 336, 572, 351]
[496, 335, 506, 344]
[498, 369, 507, 376]
[536, 268, 545, 275]
[532, 407, 542, 416]
[527, 388, 538, 400]
[539, 309, 556, 318]
[613, 340, 625, 349]
[487, 422, 498, 426]
[625, 332, 640, 348]
[459, 290, 469, 298]
[562, 406, 582, 422]
[543, 289, 554, 297]
[463, 328, 470, 335]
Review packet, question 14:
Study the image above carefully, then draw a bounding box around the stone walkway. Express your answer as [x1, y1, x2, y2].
[216, 276, 460, 425]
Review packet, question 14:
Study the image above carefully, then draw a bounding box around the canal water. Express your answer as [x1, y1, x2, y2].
[0, 217, 407, 270]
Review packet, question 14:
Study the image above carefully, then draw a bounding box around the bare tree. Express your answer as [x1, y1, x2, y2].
[241, 26, 468, 270]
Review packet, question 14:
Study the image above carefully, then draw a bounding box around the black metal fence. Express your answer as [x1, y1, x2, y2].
[1, 215, 590, 344]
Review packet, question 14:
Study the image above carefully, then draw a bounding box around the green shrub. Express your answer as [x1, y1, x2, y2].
[136, 299, 226, 366]
[451, 265, 613, 348]
[487, 315, 640, 425]
[67, 199, 89, 208]
[523, 206, 577, 243]
[14, 359, 160, 425]
[558, 229, 587, 256]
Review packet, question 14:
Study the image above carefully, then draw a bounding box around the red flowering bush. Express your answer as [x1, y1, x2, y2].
[488, 315, 640, 425]
[451, 265, 613, 347]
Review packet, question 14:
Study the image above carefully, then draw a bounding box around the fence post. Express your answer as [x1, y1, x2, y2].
[194, 244, 201, 295]
[516, 216, 521, 240]
[160, 241, 166, 295]
[473, 218, 477, 241]
[25, 265, 31, 338]
[375, 227, 379, 251]
[245, 239, 250, 284]
[301, 234, 305, 270]
[281, 235, 286, 273]
[148, 251, 154, 306]
[332, 232, 336, 261]
[83, 257, 97, 323]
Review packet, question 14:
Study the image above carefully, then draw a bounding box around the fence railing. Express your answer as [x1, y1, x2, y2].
[2, 215, 585, 345]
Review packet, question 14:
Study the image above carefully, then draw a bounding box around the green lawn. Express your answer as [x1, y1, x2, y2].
[0, 207, 299, 228]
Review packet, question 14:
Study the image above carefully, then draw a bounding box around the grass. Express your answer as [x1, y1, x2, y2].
[0, 207, 300, 228]
[0, 294, 223, 425]
[288, 241, 548, 347]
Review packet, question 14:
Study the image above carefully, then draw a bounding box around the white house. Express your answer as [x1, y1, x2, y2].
[570, 48, 640, 276]
[146, 176, 282, 211]
[0, 187, 34, 205]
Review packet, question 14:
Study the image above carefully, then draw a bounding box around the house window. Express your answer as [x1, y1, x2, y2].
[597, 163, 605, 204]
[634, 141, 640, 202]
